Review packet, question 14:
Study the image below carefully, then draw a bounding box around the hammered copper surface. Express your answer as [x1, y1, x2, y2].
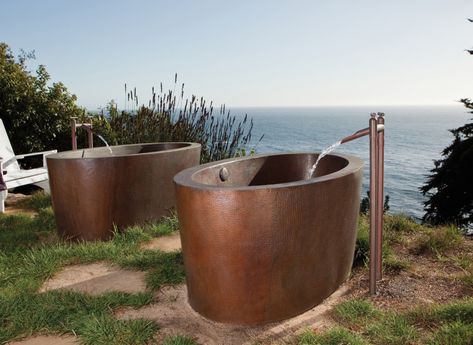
[174, 152, 363, 325]
[47, 142, 201, 241]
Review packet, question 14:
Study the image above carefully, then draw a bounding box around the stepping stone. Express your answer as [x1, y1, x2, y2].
[115, 283, 346, 345]
[8, 335, 78, 345]
[140, 232, 181, 252]
[39, 262, 147, 295]
[5, 192, 30, 206]
[4, 193, 37, 217]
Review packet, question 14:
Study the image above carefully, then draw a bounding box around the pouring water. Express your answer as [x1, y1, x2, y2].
[94, 134, 114, 155]
[308, 140, 342, 178]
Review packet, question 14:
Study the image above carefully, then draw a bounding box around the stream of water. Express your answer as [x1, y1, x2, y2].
[94, 134, 113, 155]
[308, 140, 342, 178]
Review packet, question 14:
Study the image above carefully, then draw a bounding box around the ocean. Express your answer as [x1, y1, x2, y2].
[235, 105, 471, 220]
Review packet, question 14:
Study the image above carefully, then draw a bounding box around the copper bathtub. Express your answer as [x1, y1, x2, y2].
[47, 142, 201, 241]
[174, 152, 363, 325]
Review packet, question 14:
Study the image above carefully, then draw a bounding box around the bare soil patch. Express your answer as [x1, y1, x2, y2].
[39, 262, 147, 295]
[7, 335, 79, 345]
[4, 193, 37, 217]
[140, 232, 181, 252]
[115, 284, 347, 345]
[340, 237, 473, 311]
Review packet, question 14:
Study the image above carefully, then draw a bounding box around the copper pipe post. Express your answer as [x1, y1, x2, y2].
[369, 113, 378, 295]
[376, 114, 385, 281]
[339, 113, 385, 295]
[71, 118, 94, 150]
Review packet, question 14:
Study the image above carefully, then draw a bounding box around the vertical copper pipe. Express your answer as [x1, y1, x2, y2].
[369, 114, 378, 295]
[71, 118, 77, 150]
[376, 114, 385, 281]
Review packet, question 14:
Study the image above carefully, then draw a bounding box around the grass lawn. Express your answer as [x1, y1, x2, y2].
[0, 192, 472, 344]
[0, 192, 194, 345]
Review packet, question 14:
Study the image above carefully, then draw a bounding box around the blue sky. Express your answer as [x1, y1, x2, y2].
[1, 0, 472, 109]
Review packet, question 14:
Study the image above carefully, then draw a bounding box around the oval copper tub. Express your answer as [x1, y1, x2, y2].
[174, 152, 363, 325]
[47, 142, 201, 241]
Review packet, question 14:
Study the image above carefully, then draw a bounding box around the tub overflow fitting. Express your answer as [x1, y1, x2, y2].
[219, 167, 229, 181]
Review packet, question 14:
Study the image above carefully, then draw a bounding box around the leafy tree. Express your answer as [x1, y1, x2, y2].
[0, 42, 83, 159]
[421, 20, 473, 227]
[421, 99, 473, 227]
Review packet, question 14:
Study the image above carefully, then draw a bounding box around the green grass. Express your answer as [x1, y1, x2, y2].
[2, 200, 472, 345]
[0, 210, 56, 252]
[365, 313, 418, 345]
[408, 298, 473, 325]
[0, 290, 154, 344]
[383, 214, 421, 234]
[18, 191, 52, 211]
[334, 299, 379, 325]
[298, 327, 368, 345]
[414, 225, 463, 255]
[428, 321, 473, 345]
[327, 298, 473, 345]
[0, 198, 183, 344]
[354, 216, 370, 266]
[354, 215, 411, 273]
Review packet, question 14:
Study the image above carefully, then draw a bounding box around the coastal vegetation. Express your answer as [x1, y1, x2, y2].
[0, 192, 472, 344]
[0, 43, 82, 161]
[421, 98, 473, 228]
[421, 19, 473, 229]
[91, 78, 257, 163]
[0, 42, 255, 165]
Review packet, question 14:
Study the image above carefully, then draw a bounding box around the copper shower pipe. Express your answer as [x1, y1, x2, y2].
[71, 117, 94, 150]
[340, 112, 385, 295]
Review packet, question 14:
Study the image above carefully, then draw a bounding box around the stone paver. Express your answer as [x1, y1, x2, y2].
[39, 262, 147, 295]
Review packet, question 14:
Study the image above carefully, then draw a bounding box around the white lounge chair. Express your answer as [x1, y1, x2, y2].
[0, 118, 57, 212]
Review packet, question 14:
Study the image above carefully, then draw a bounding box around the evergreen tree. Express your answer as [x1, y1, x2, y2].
[421, 19, 473, 228]
[421, 99, 473, 227]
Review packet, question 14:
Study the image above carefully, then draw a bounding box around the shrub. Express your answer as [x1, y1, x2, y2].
[354, 216, 370, 265]
[414, 225, 463, 254]
[421, 98, 473, 228]
[0, 42, 83, 160]
[91, 78, 258, 163]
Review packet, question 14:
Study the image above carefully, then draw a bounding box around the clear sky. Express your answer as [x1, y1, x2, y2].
[1, 0, 472, 109]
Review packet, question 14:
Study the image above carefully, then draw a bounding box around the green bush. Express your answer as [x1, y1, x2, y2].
[421, 98, 473, 228]
[354, 216, 370, 265]
[414, 225, 463, 254]
[0, 42, 83, 160]
[91, 78, 257, 163]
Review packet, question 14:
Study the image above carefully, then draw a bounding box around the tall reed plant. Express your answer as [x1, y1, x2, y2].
[90, 76, 259, 163]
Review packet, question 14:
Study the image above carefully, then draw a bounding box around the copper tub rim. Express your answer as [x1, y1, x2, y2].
[174, 151, 363, 191]
[47, 142, 202, 160]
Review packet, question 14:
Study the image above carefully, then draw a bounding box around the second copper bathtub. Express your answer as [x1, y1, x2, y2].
[174, 152, 363, 325]
[47, 142, 201, 241]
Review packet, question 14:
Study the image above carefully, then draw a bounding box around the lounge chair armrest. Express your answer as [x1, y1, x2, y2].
[14, 150, 58, 160]
[1, 157, 18, 169]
